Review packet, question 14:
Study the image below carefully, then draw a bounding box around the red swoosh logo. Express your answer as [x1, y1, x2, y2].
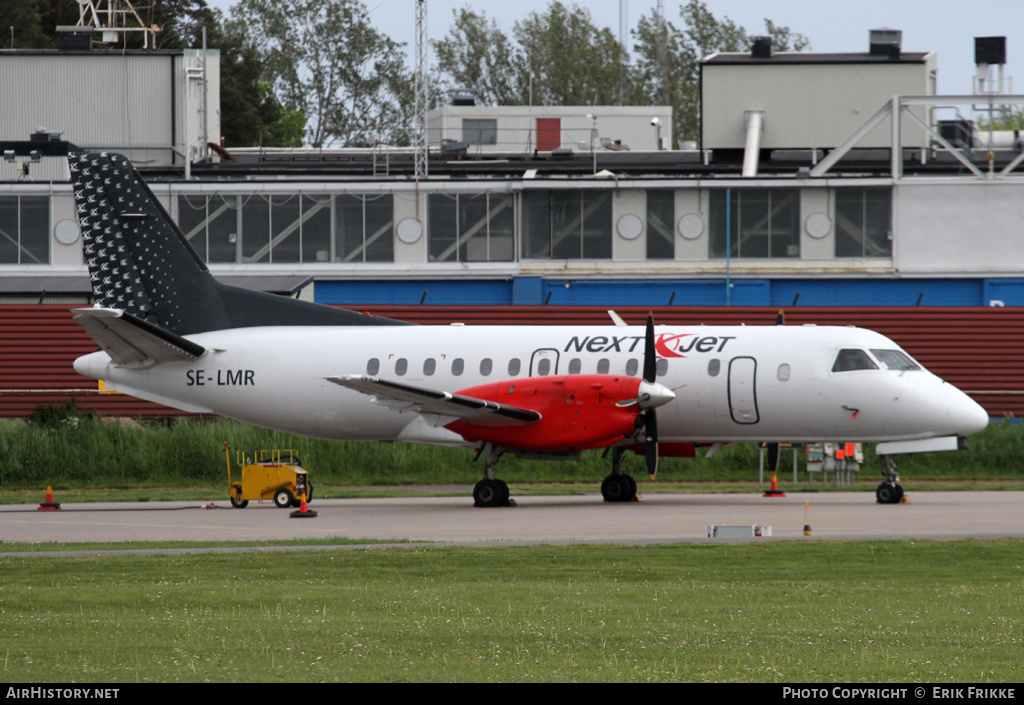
[655, 333, 691, 358]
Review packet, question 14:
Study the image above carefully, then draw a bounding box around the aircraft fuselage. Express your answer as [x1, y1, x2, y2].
[73, 322, 989, 447]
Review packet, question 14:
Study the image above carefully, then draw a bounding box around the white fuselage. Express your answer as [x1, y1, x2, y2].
[73, 323, 990, 447]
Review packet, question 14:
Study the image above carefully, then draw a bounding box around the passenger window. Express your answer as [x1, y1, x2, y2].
[657, 359, 668, 376]
[452, 358, 465, 376]
[536, 358, 551, 376]
[367, 358, 380, 375]
[423, 358, 436, 376]
[568, 358, 582, 374]
[870, 349, 920, 371]
[395, 358, 408, 376]
[707, 359, 720, 377]
[597, 358, 610, 374]
[480, 358, 493, 375]
[832, 349, 878, 372]
[778, 363, 791, 381]
[508, 358, 521, 376]
[625, 359, 639, 376]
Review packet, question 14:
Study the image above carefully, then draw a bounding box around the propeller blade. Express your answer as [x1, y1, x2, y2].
[766, 442, 780, 474]
[645, 408, 658, 479]
[643, 311, 656, 383]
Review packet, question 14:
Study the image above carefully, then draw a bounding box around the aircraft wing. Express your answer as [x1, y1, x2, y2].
[73, 307, 206, 366]
[326, 375, 541, 427]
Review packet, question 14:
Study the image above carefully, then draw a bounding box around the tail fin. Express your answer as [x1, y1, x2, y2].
[69, 152, 404, 335]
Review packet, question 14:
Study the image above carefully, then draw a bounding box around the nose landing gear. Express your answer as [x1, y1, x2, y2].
[876, 455, 905, 504]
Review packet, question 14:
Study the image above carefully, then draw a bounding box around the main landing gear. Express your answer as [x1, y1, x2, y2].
[473, 444, 512, 508]
[600, 447, 638, 503]
[876, 454, 905, 504]
[472, 444, 641, 507]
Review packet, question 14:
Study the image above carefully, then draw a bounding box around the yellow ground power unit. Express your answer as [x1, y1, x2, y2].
[224, 443, 312, 509]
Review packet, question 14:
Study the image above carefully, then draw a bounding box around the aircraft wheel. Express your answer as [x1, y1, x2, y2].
[876, 482, 903, 504]
[274, 488, 294, 508]
[622, 473, 637, 501]
[601, 474, 633, 503]
[473, 478, 509, 507]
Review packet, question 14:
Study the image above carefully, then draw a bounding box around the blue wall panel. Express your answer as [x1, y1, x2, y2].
[313, 276, 1024, 307]
[315, 279, 513, 306]
[769, 280, 984, 307]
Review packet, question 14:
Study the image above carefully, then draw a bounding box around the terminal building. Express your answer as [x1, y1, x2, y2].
[1, 29, 1023, 417]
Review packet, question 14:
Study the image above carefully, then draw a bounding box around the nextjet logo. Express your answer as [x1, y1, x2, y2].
[563, 334, 735, 357]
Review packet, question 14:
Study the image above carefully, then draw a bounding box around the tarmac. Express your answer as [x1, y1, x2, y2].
[2, 489, 1022, 554]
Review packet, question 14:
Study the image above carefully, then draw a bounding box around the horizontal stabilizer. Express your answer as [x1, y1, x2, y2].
[73, 307, 206, 366]
[326, 375, 541, 426]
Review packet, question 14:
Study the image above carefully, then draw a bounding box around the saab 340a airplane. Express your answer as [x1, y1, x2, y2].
[67, 153, 989, 507]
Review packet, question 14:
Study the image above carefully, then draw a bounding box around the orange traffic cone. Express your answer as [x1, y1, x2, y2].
[289, 492, 317, 518]
[763, 471, 786, 498]
[37, 486, 61, 511]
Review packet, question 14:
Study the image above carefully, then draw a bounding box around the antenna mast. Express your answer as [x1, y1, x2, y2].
[414, 0, 429, 178]
[74, 0, 161, 49]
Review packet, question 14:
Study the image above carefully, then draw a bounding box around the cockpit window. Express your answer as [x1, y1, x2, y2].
[832, 349, 879, 372]
[870, 349, 920, 371]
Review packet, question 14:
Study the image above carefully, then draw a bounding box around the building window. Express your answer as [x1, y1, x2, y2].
[646, 190, 674, 259]
[178, 194, 239, 263]
[709, 189, 799, 258]
[0, 196, 49, 264]
[463, 119, 497, 146]
[176, 193, 393, 264]
[521, 190, 612, 260]
[335, 194, 394, 263]
[428, 193, 514, 262]
[835, 188, 892, 258]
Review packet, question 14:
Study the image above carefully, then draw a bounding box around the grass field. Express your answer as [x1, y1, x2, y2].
[1, 411, 1023, 495]
[2, 540, 1021, 682]
[2, 409, 1022, 683]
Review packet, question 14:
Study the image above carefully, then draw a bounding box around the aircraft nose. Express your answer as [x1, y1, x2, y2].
[951, 388, 989, 436]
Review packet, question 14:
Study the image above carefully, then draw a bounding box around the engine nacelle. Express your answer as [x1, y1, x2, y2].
[446, 374, 644, 451]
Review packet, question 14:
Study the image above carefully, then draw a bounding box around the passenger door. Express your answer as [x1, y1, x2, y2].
[728, 356, 759, 424]
[529, 348, 559, 377]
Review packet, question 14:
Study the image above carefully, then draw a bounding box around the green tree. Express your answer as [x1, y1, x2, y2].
[232, 0, 413, 148]
[215, 12, 305, 148]
[631, 0, 811, 142]
[977, 107, 1024, 131]
[432, 7, 520, 106]
[512, 2, 628, 106]
[631, 11, 698, 141]
[1, 0, 73, 48]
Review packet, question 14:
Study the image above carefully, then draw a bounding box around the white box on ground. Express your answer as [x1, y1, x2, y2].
[708, 525, 772, 538]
